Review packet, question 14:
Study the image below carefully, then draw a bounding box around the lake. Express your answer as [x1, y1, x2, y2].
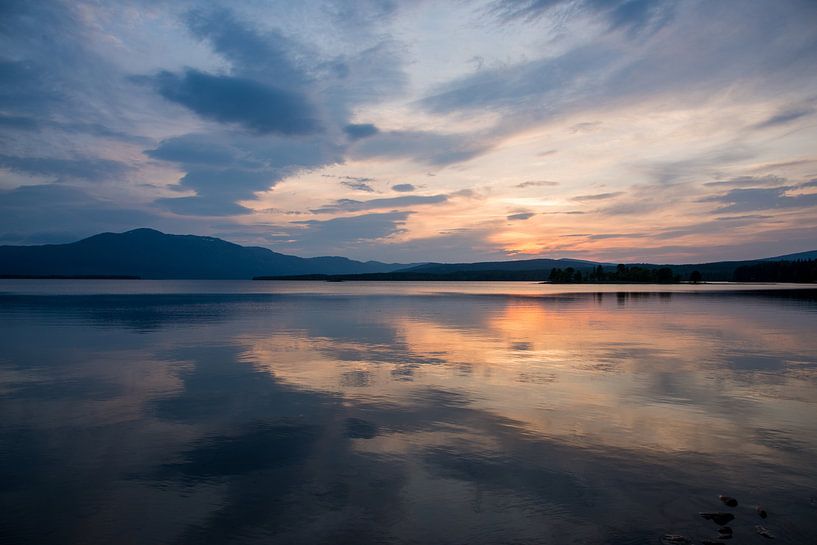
[1, 281, 816, 544]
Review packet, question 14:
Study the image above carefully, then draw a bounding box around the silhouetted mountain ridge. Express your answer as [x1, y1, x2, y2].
[0, 228, 412, 279]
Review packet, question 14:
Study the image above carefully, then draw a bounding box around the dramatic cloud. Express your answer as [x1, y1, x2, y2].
[1, 0, 816, 261]
[145, 132, 343, 215]
[152, 70, 320, 135]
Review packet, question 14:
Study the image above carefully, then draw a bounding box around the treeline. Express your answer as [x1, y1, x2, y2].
[733, 259, 817, 282]
[549, 265, 680, 284]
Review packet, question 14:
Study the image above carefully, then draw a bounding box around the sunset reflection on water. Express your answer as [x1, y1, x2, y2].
[1, 284, 816, 544]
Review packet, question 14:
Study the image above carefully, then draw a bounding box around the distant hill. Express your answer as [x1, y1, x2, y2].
[397, 257, 603, 274]
[0, 228, 411, 279]
[386, 252, 817, 282]
[763, 250, 817, 261]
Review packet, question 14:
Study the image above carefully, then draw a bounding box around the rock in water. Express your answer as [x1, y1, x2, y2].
[756, 505, 768, 518]
[660, 535, 692, 545]
[755, 525, 774, 539]
[699, 512, 735, 526]
[718, 495, 738, 507]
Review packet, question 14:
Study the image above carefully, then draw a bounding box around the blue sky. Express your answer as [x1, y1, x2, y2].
[1, 0, 816, 262]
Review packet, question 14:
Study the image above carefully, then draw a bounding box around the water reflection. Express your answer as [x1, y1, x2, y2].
[1, 288, 817, 544]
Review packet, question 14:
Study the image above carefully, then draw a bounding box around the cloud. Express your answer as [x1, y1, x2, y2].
[649, 214, 778, 241]
[753, 105, 814, 130]
[391, 184, 416, 192]
[507, 212, 535, 221]
[573, 191, 624, 201]
[350, 130, 491, 165]
[185, 8, 307, 84]
[587, 232, 647, 240]
[146, 132, 343, 215]
[0, 154, 130, 182]
[701, 185, 817, 213]
[322, 174, 376, 192]
[313, 194, 448, 213]
[148, 132, 339, 170]
[344, 123, 379, 140]
[341, 179, 375, 192]
[713, 214, 774, 222]
[595, 181, 693, 216]
[570, 121, 602, 133]
[323, 0, 400, 28]
[421, 44, 615, 117]
[424, 0, 817, 142]
[703, 175, 787, 188]
[0, 58, 62, 115]
[0, 114, 38, 129]
[182, 5, 406, 123]
[154, 167, 277, 216]
[132, 6, 406, 216]
[145, 135, 253, 167]
[0, 1, 166, 142]
[280, 211, 410, 255]
[367, 225, 509, 263]
[155, 195, 252, 216]
[151, 69, 320, 135]
[177, 166, 277, 197]
[516, 180, 559, 188]
[0, 184, 158, 244]
[490, 0, 677, 34]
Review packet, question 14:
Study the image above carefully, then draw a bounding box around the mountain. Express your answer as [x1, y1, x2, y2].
[0, 228, 411, 279]
[763, 250, 817, 261]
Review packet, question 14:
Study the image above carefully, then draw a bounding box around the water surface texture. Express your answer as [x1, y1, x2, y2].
[1, 282, 817, 544]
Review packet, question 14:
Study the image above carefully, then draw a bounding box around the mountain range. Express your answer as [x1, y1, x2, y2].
[0, 228, 412, 279]
[0, 228, 815, 280]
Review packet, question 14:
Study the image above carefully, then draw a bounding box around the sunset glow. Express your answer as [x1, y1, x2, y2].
[2, 1, 816, 262]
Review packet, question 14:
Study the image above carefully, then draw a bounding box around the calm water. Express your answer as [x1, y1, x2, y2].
[1, 281, 817, 544]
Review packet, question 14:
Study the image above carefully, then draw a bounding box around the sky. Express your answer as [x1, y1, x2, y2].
[1, 0, 817, 264]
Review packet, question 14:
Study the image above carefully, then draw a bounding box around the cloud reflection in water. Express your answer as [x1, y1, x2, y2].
[1, 289, 816, 544]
